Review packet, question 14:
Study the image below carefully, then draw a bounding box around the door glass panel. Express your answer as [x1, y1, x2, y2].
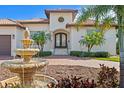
[62, 34, 66, 46]
[56, 34, 60, 46]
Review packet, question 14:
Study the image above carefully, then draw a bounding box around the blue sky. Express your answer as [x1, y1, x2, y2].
[0, 5, 82, 20]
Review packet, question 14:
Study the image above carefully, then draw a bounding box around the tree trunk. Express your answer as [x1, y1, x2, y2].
[36, 42, 40, 50]
[88, 45, 91, 52]
[88, 45, 93, 52]
[40, 45, 44, 52]
[118, 15, 124, 87]
[88, 48, 90, 52]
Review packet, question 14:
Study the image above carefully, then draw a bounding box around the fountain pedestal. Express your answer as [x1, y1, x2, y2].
[19, 72, 35, 87]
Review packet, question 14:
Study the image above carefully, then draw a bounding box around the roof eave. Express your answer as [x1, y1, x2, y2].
[0, 24, 26, 29]
[45, 9, 78, 19]
[66, 24, 118, 28]
[19, 21, 49, 24]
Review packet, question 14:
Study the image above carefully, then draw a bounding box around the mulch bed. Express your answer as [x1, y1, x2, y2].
[38, 65, 101, 81]
[0, 65, 101, 81]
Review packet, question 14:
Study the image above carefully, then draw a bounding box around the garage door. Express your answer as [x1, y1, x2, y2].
[0, 35, 11, 55]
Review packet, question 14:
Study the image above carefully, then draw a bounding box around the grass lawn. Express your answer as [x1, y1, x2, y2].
[95, 56, 120, 62]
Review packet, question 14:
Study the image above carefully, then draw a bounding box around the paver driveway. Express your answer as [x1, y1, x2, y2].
[43, 56, 120, 71]
[0, 56, 120, 71]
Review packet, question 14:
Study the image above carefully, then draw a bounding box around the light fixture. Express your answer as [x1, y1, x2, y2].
[12, 34, 15, 39]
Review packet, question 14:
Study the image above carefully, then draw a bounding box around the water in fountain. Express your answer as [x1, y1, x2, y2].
[1, 28, 57, 88]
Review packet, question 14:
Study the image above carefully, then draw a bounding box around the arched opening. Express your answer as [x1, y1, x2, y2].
[55, 33, 67, 48]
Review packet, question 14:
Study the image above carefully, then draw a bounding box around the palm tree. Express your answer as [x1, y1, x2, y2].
[77, 5, 124, 87]
[79, 31, 105, 52]
[32, 31, 50, 52]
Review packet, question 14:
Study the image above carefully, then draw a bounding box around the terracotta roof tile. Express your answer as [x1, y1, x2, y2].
[66, 19, 117, 28]
[0, 19, 16, 25]
[45, 9, 78, 13]
[0, 19, 25, 28]
[18, 18, 49, 23]
[45, 9, 78, 20]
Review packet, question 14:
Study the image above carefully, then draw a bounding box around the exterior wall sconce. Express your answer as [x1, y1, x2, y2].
[12, 34, 15, 39]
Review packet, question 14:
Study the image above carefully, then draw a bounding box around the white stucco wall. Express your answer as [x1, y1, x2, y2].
[70, 27, 117, 55]
[16, 27, 24, 49]
[22, 23, 52, 51]
[22, 24, 49, 31]
[49, 13, 73, 31]
[0, 26, 17, 56]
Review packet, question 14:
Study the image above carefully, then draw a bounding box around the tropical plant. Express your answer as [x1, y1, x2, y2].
[77, 5, 124, 87]
[52, 64, 118, 88]
[97, 64, 119, 88]
[55, 75, 96, 88]
[32, 31, 50, 51]
[79, 31, 105, 52]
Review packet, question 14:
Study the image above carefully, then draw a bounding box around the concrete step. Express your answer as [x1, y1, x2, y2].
[54, 48, 68, 55]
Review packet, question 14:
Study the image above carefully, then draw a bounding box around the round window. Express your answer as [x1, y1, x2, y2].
[58, 17, 64, 22]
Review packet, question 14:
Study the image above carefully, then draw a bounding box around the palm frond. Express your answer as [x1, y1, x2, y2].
[100, 16, 116, 31]
[76, 5, 116, 32]
[77, 6, 114, 23]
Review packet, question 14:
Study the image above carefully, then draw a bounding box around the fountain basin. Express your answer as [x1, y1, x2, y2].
[16, 49, 40, 62]
[34, 74, 58, 88]
[1, 60, 48, 73]
[1, 60, 49, 87]
[16, 49, 39, 56]
[0, 74, 58, 88]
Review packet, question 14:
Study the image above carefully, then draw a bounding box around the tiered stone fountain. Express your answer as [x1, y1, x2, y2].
[1, 28, 57, 88]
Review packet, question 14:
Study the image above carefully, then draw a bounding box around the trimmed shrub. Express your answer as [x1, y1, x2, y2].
[95, 52, 110, 57]
[70, 51, 110, 58]
[70, 51, 82, 57]
[81, 52, 95, 57]
[37, 51, 52, 57]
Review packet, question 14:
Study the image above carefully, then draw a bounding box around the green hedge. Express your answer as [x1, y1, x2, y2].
[36, 51, 52, 57]
[94, 52, 110, 57]
[70, 51, 110, 58]
[70, 51, 82, 57]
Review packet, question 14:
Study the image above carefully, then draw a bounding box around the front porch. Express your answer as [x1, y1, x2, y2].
[51, 29, 71, 55]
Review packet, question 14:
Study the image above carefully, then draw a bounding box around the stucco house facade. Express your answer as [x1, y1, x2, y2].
[0, 9, 117, 56]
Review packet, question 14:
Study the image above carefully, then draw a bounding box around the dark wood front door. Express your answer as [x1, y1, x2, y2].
[55, 33, 67, 48]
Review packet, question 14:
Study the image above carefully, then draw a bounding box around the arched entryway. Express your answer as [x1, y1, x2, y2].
[55, 33, 67, 48]
[53, 29, 70, 55]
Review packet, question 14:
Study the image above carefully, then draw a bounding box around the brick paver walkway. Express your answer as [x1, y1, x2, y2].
[0, 56, 120, 71]
[44, 56, 120, 71]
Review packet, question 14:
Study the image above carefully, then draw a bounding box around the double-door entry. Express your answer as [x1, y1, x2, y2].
[55, 33, 67, 48]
